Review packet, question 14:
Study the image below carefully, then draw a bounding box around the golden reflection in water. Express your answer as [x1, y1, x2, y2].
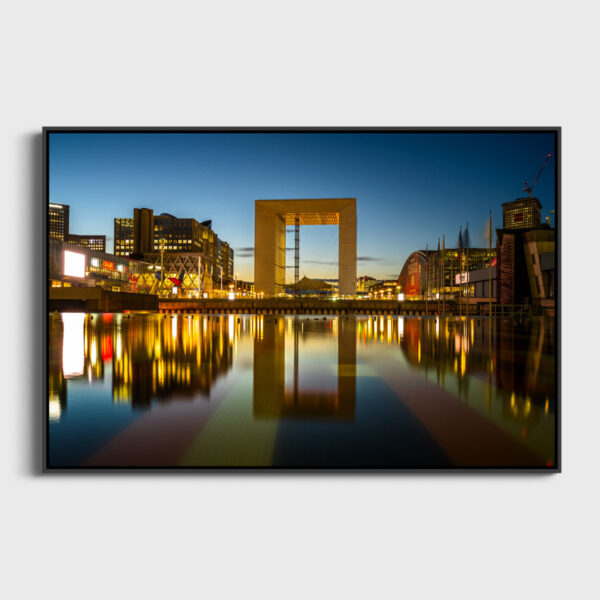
[253, 316, 356, 421]
[49, 313, 555, 436]
[396, 316, 556, 430]
[49, 313, 237, 412]
[48, 393, 62, 422]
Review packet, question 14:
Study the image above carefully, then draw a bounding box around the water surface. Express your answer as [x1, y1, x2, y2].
[48, 313, 556, 468]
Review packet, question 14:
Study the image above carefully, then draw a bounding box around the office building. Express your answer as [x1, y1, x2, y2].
[356, 276, 378, 294]
[114, 208, 234, 293]
[66, 234, 106, 252]
[152, 212, 208, 253]
[217, 239, 234, 280]
[502, 197, 542, 230]
[114, 208, 154, 256]
[48, 203, 70, 240]
[49, 202, 106, 251]
[114, 217, 135, 256]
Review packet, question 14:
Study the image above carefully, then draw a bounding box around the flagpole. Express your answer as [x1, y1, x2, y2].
[488, 211, 492, 318]
[425, 243, 429, 316]
[160, 238, 164, 298]
[442, 235, 445, 317]
[198, 256, 202, 298]
[437, 238, 440, 316]
[465, 222, 469, 318]
[458, 226, 462, 319]
[451, 242, 455, 316]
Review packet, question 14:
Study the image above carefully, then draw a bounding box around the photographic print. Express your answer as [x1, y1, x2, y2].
[45, 128, 559, 470]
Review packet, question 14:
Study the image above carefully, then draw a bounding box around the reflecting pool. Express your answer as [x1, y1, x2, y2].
[48, 313, 556, 468]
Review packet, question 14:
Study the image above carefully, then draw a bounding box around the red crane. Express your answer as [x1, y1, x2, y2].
[523, 153, 552, 198]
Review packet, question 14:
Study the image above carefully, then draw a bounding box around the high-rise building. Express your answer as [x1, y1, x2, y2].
[217, 239, 234, 280]
[114, 218, 134, 256]
[114, 208, 153, 256]
[502, 197, 542, 230]
[66, 234, 106, 252]
[151, 213, 206, 253]
[48, 203, 70, 240]
[49, 202, 105, 251]
[134, 208, 154, 254]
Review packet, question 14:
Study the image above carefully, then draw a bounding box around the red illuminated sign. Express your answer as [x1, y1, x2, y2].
[102, 260, 114, 270]
[404, 257, 422, 296]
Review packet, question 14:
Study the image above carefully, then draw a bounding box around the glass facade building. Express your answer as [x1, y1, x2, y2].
[398, 247, 496, 299]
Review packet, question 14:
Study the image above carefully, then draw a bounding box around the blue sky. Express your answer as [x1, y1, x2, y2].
[49, 131, 556, 281]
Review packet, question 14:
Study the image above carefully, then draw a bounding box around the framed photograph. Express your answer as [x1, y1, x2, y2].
[45, 127, 560, 471]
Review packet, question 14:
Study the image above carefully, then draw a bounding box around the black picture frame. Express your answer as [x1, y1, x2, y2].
[43, 126, 561, 473]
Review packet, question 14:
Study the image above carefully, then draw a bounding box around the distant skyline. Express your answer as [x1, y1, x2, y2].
[48, 131, 556, 281]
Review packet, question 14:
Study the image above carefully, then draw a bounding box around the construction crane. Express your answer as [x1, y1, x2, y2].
[523, 153, 552, 198]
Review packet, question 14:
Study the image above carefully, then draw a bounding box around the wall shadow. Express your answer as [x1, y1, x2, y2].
[24, 131, 45, 476]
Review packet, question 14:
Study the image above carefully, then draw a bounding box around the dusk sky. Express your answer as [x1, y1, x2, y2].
[48, 131, 556, 282]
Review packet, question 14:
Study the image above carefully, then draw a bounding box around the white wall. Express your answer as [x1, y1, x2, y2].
[1, 2, 598, 599]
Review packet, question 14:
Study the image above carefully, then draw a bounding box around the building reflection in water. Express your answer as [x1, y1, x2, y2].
[48, 311, 556, 467]
[397, 316, 556, 428]
[48, 313, 236, 419]
[49, 312, 555, 441]
[253, 316, 356, 421]
[48, 315, 67, 422]
[112, 314, 234, 408]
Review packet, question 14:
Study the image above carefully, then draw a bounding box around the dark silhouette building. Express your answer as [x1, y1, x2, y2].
[496, 196, 555, 310]
[496, 227, 555, 308]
